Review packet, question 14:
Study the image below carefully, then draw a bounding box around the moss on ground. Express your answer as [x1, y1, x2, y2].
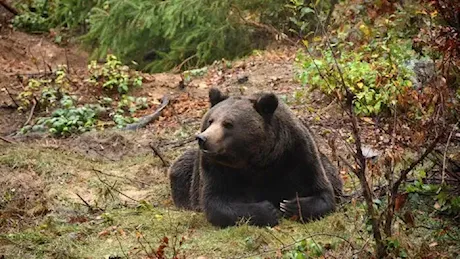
[0, 138, 459, 259]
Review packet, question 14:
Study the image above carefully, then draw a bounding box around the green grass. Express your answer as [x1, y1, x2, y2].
[0, 206, 357, 258]
[0, 138, 459, 259]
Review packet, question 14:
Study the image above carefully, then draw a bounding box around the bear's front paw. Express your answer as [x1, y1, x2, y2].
[258, 201, 281, 226]
[279, 199, 303, 221]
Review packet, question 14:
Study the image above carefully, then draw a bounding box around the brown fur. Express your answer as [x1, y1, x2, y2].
[169, 89, 343, 227]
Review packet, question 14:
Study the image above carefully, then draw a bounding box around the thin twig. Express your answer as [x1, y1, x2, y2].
[23, 99, 37, 127]
[441, 123, 458, 185]
[172, 54, 197, 73]
[384, 135, 442, 237]
[75, 193, 101, 212]
[115, 232, 128, 259]
[12, 71, 55, 78]
[75, 193, 92, 209]
[0, 136, 14, 143]
[392, 135, 442, 194]
[64, 48, 71, 74]
[150, 142, 169, 167]
[163, 137, 196, 148]
[93, 169, 139, 202]
[93, 168, 149, 186]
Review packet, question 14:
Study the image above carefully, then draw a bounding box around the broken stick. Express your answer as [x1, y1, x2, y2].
[122, 95, 170, 131]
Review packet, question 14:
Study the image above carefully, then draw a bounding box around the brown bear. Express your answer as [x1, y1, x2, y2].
[169, 88, 343, 227]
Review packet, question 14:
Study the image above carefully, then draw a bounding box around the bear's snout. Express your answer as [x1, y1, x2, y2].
[196, 134, 208, 150]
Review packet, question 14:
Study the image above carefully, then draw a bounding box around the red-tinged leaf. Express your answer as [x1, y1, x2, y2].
[403, 210, 415, 227]
[429, 242, 438, 248]
[68, 215, 89, 224]
[118, 228, 126, 237]
[395, 193, 408, 212]
[275, 249, 283, 258]
[98, 230, 110, 237]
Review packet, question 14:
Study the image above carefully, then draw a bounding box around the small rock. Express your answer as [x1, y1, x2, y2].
[362, 146, 381, 159]
[237, 75, 249, 84]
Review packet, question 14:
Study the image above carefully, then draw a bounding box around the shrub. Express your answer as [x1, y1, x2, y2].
[17, 66, 70, 111]
[87, 54, 143, 94]
[296, 39, 416, 116]
[12, 0, 51, 32]
[12, 0, 102, 34]
[19, 56, 149, 136]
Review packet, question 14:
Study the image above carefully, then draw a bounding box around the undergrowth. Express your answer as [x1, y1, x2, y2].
[18, 55, 147, 137]
[11, 0, 335, 72]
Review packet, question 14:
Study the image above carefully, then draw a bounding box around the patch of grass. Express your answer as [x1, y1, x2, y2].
[0, 206, 358, 258]
[1, 139, 459, 258]
[0, 144, 99, 176]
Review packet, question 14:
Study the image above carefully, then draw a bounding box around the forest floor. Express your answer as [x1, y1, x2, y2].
[0, 25, 459, 258]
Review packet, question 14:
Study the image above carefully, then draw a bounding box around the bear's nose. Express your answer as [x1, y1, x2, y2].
[196, 134, 207, 149]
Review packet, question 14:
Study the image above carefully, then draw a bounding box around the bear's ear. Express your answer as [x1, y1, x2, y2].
[254, 93, 278, 117]
[209, 88, 228, 107]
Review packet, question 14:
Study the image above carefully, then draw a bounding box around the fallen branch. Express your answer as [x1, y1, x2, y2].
[122, 95, 170, 131]
[172, 54, 197, 73]
[0, 0, 18, 15]
[13, 71, 55, 79]
[0, 136, 14, 143]
[150, 142, 169, 167]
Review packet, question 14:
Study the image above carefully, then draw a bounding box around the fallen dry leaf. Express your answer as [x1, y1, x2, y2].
[429, 242, 438, 248]
[395, 193, 408, 212]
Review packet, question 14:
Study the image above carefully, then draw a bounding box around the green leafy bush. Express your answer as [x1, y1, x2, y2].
[12, 0, 51, 32]
[19, 56, 149, 136]
[21, 94, 103, 136]
[12, 0, 102, 34]
[294, 3, 423, 117]
[296, 39, 416, 116]
[110, 95, 149, 128]
[284, 239, 325, 259]
[17, 66, 70, 111]
[87, 54, 143, 94]
[406, 174, 460, 217]
[285, 0, 335, 38]
[21, 93, 150, 136]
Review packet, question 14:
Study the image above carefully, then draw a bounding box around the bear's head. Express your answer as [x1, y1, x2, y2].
[196, 88, 279, 168]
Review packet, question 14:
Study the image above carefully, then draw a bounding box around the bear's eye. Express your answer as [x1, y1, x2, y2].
[208, 119, 214, 125]
[223, 121, 233, 129]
